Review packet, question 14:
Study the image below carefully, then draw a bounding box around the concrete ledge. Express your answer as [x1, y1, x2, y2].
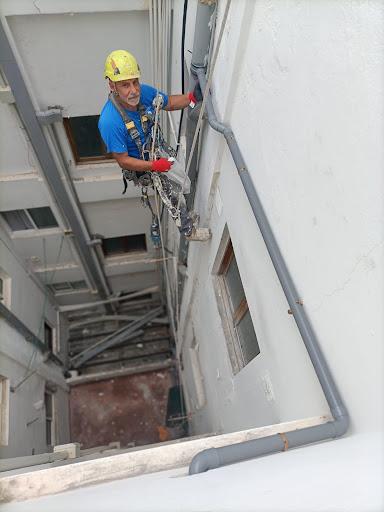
[0, 415, 330, 504]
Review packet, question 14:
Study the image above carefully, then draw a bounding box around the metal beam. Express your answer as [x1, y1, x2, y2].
[59, 286, 159, 313]
[68, 314, 169, 330]
[70, 306, 164, 369]
[0, 21, 111, 309]
[79, 350, 171, 369]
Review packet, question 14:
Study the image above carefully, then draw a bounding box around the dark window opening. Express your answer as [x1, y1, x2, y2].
[1, 210, 34, 231]
[64, 116, 112, 163]
[1, 208, 58, 231]
[44, 391, 53, 446]
[50, 281, 87, 293]
[27, 207, 58, 229]
[102, 234, 147, 256]
[44, 322, 53, 352]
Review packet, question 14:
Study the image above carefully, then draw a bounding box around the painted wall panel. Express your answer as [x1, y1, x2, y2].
[0, 329, 69, 458]
[7, 11, 151, 116]
[0, 104, 37, 176]
[175, 0, 384, 436]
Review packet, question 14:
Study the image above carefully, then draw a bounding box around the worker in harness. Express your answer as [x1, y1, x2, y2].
[98, 50, 211, 243]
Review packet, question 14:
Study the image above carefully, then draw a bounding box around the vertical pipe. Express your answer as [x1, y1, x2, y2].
[149, 0, 154, 85]
[178, 0, 216, 264]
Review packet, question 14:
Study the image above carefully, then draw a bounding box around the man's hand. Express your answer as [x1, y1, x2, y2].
[151, 158, 173, 172]
[189, 82, 203, 105]
[152, 95, 164, 109]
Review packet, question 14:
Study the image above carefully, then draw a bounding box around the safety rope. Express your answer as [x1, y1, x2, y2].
[149, 0, 231, 428]
[176, 0, 232, 214]
[150, 0, 180, 343]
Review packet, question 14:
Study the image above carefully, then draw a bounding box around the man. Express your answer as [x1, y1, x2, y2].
[98, 50, 211, 242]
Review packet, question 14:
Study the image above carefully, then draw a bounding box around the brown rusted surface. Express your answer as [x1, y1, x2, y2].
[69, 369, 173, 449]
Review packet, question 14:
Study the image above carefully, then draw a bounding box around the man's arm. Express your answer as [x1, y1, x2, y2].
[163, 83, 203, 111]
[112, 152, 172, 173]
[112, 152, 152, 172]
[163, 94, 190, 111]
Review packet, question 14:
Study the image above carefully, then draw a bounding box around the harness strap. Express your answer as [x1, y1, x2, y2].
[108, 92, 149, 159]
[108, 92, 151, 194]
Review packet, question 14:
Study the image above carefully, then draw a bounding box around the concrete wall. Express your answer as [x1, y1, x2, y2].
[0, 227, 70, 457]
[176, 0, 384, 436]
[0, 3, 160, 301]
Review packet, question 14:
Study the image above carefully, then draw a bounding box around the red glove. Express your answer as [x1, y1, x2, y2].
[151, 158, 173, 172]
[189, 91, 197, 105]
[189, 83, 203, 105]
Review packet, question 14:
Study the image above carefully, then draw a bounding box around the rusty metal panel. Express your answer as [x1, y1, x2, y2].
[69, 370, 173, 449]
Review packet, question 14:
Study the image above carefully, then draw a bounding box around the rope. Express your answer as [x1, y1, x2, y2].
[149, 1, 179, 344]
[176, 0, 231, 213]
[148, 0, 232, 425]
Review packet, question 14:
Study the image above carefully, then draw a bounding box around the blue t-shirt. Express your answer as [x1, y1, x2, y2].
[98, 84, 168, 160]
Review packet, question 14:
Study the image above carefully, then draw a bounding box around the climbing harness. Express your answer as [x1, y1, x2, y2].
[109, 91, 150, 161]
[109, 89, 187, 245]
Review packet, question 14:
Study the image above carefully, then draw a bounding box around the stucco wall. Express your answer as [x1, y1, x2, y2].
[177, 0, 383, 436]
[0, 322, 69, 458]
[0, 226, 69, 457]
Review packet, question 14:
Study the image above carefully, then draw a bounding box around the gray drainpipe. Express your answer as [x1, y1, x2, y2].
[188, 44, 349, 476]
[0, 22, 113, 313]
[178, 1, 216, 265]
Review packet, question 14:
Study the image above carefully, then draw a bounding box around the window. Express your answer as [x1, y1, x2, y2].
[102, 234, 147, 256]
[44, 322, 53, 352]
[49, 280, 87, 294]
[215, 238, 260, 373]
[64, 115, 112, 164]
[44, 391, 54, 446]
[0, 377, 10, 445]
[0, 269, 11, 308]
[1, 207, 58, 232]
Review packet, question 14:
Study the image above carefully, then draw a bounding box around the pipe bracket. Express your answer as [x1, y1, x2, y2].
[191, 62, 207, 77]
[278, 433, 289, 451]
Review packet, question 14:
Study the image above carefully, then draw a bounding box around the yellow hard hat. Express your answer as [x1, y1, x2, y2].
[104, 50, 141, 81]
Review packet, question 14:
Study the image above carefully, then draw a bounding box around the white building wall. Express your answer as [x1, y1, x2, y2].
[0, 3, 162, 300]
[0, 228, 70, 458]
[176, 0, 384, 436]
[0, 1, 382, 509]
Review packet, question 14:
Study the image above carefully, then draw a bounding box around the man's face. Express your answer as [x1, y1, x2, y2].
[110, 78, 141, 106]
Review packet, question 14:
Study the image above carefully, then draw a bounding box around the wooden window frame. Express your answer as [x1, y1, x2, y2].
[218, 240, 249, 329]
[214, 237, 260, 374]
[63, 116, 113, 164]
